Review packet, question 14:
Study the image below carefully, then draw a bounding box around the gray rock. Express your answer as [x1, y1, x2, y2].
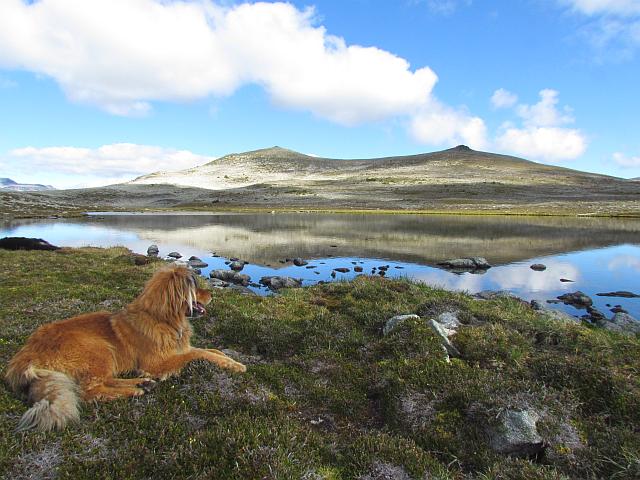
[167, 251, 182, 259]
[557, 291, 593, 308]
[560, 278, 574, 282]
[531, 300, 580, 324]
[293, 258, 308, 266]
[209, 269, 250, 286]
[259, 276, 302, 291]
[382, 314, 420, 336]
[208, 278, 228, 289]
[227, 285, 257, 296]
[428, 319, 460, 357]
[530, 263, 547, 271]
[475, 290, 519, 301]
[333, 267, 350, 273]
[488, 409, 544, 457]
[603, 312, 640, 336]
[147, 244, 159, 256]
[229, 261, 245, 271]
[187, 257, 208, 268]
[438, 257, 492, 273]
[354, 266, 363, 272]
[436, 311, 461, 329]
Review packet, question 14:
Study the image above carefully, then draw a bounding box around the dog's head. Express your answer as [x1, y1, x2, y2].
[137, 266, 212, 323]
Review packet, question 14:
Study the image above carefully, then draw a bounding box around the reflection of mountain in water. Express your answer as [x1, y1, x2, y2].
[52, 213, 640, 266]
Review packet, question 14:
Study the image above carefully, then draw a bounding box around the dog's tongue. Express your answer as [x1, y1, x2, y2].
[192, 301, 206, 315]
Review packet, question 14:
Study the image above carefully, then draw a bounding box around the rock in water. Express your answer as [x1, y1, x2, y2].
[333, 267, 350, 273]
[488, 410, 544, 457]
[147, 244, 159, 256]
[167, 251, 182, 259]
[259, 276, 302, 291]
[188, 257, 208, 268]
[557, 291, 593, 308]
[530, 264, 547, 271]
[209, 269, 251, 286]
[438, 257, 492, 273]
[229, 261, 245, 271]
[596, 291, 640, 298]
[293, 258, 308, 267]
[383, 314, 420, 336]
[0, 237, 60, 251]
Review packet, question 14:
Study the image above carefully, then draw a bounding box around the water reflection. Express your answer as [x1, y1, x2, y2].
[1, 212, 639, 317]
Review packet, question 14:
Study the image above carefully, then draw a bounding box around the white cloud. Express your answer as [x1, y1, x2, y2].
[410, 98, 488, 149]
[494, 89, 587, 162]
[612, 152, 640, 167]
[563, 0, 640, 16]
[0, 0, 438, 125]
[491, 88, 518, 109]
[422, 0, 472, 15]
[516, 89, 574, 127]
[7, 143, 214, 178]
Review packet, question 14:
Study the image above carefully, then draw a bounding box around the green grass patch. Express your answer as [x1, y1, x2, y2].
[1, 248, 638, 478]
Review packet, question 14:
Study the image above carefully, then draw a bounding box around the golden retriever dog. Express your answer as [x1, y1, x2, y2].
[5, 266, 246, 431]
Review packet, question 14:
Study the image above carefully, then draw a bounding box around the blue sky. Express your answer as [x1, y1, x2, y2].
[0, 0, 639, 188]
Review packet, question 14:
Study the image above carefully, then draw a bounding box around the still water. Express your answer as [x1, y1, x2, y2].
[2, 212, 639, 318]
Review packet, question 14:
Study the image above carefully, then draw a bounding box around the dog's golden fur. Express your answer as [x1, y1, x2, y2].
[5, 266, 246, 431]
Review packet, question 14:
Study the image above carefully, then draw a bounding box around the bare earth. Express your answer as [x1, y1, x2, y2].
[3, 145, 640, 219]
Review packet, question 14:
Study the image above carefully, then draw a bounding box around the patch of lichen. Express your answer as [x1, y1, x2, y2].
[0, 248, 638, 479]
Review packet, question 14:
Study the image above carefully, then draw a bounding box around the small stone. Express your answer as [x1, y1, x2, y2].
[530, 264, 546, 271]
[354, 266, 363, 272]
[333, 267, 350, 273]
[488, 409, 544, 457]
[428, 319, 460, 357]
[167, 251, 182, 259]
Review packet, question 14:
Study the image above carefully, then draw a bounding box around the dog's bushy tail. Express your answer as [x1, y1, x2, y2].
[6, 365, 80, 431]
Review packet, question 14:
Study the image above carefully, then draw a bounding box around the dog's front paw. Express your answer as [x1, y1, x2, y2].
[229, 361, 247, 373]
[137, 379, 157, 393]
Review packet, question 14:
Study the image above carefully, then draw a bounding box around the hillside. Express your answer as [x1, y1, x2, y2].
[3, 146, 640, 218]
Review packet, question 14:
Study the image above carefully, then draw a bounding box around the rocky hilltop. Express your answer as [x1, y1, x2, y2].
[0, 177, 54, 192]
[3, 145, 640, 217]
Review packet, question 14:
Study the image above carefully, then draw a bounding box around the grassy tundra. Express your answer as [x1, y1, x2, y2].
[0, 247, 638, 479]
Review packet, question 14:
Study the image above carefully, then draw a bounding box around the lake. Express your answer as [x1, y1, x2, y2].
[2, 212, 640, 318]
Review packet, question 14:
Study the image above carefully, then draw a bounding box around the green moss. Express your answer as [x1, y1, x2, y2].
[1, 248, 638, 479]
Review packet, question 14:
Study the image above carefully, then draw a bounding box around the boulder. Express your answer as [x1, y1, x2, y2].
[208, 278, 228, 289]
[333, 267, 350, 273]
[188, 257, 208, 268]
[488, 409, 544, 457]
[229, 261, 245, 271]
[603, 312, 640, 336]
[354, 266, 363, 273]
[167, 251, 182, 259]
[0, 237, 60, 251]
[557, 291, 593, 308]
[293, 258, 308, 267]
[209, 269, 250, 286]
[438, 257, 492, 273]
[259, 276, 302, 291]
[382, 314, 420, 336]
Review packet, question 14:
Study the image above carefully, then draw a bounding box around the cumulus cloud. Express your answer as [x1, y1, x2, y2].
[7, 143, 214, 177]
[0, 0, 438, 125]
[494, 89, 587, 162]
[612, 152, 640, 167]
[409, 98, 488, 149]
[491, 88, 518, 109]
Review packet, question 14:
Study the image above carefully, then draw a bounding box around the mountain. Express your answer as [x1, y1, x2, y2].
[4, 146, 640, 218]
[0, 177, 55, 191]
